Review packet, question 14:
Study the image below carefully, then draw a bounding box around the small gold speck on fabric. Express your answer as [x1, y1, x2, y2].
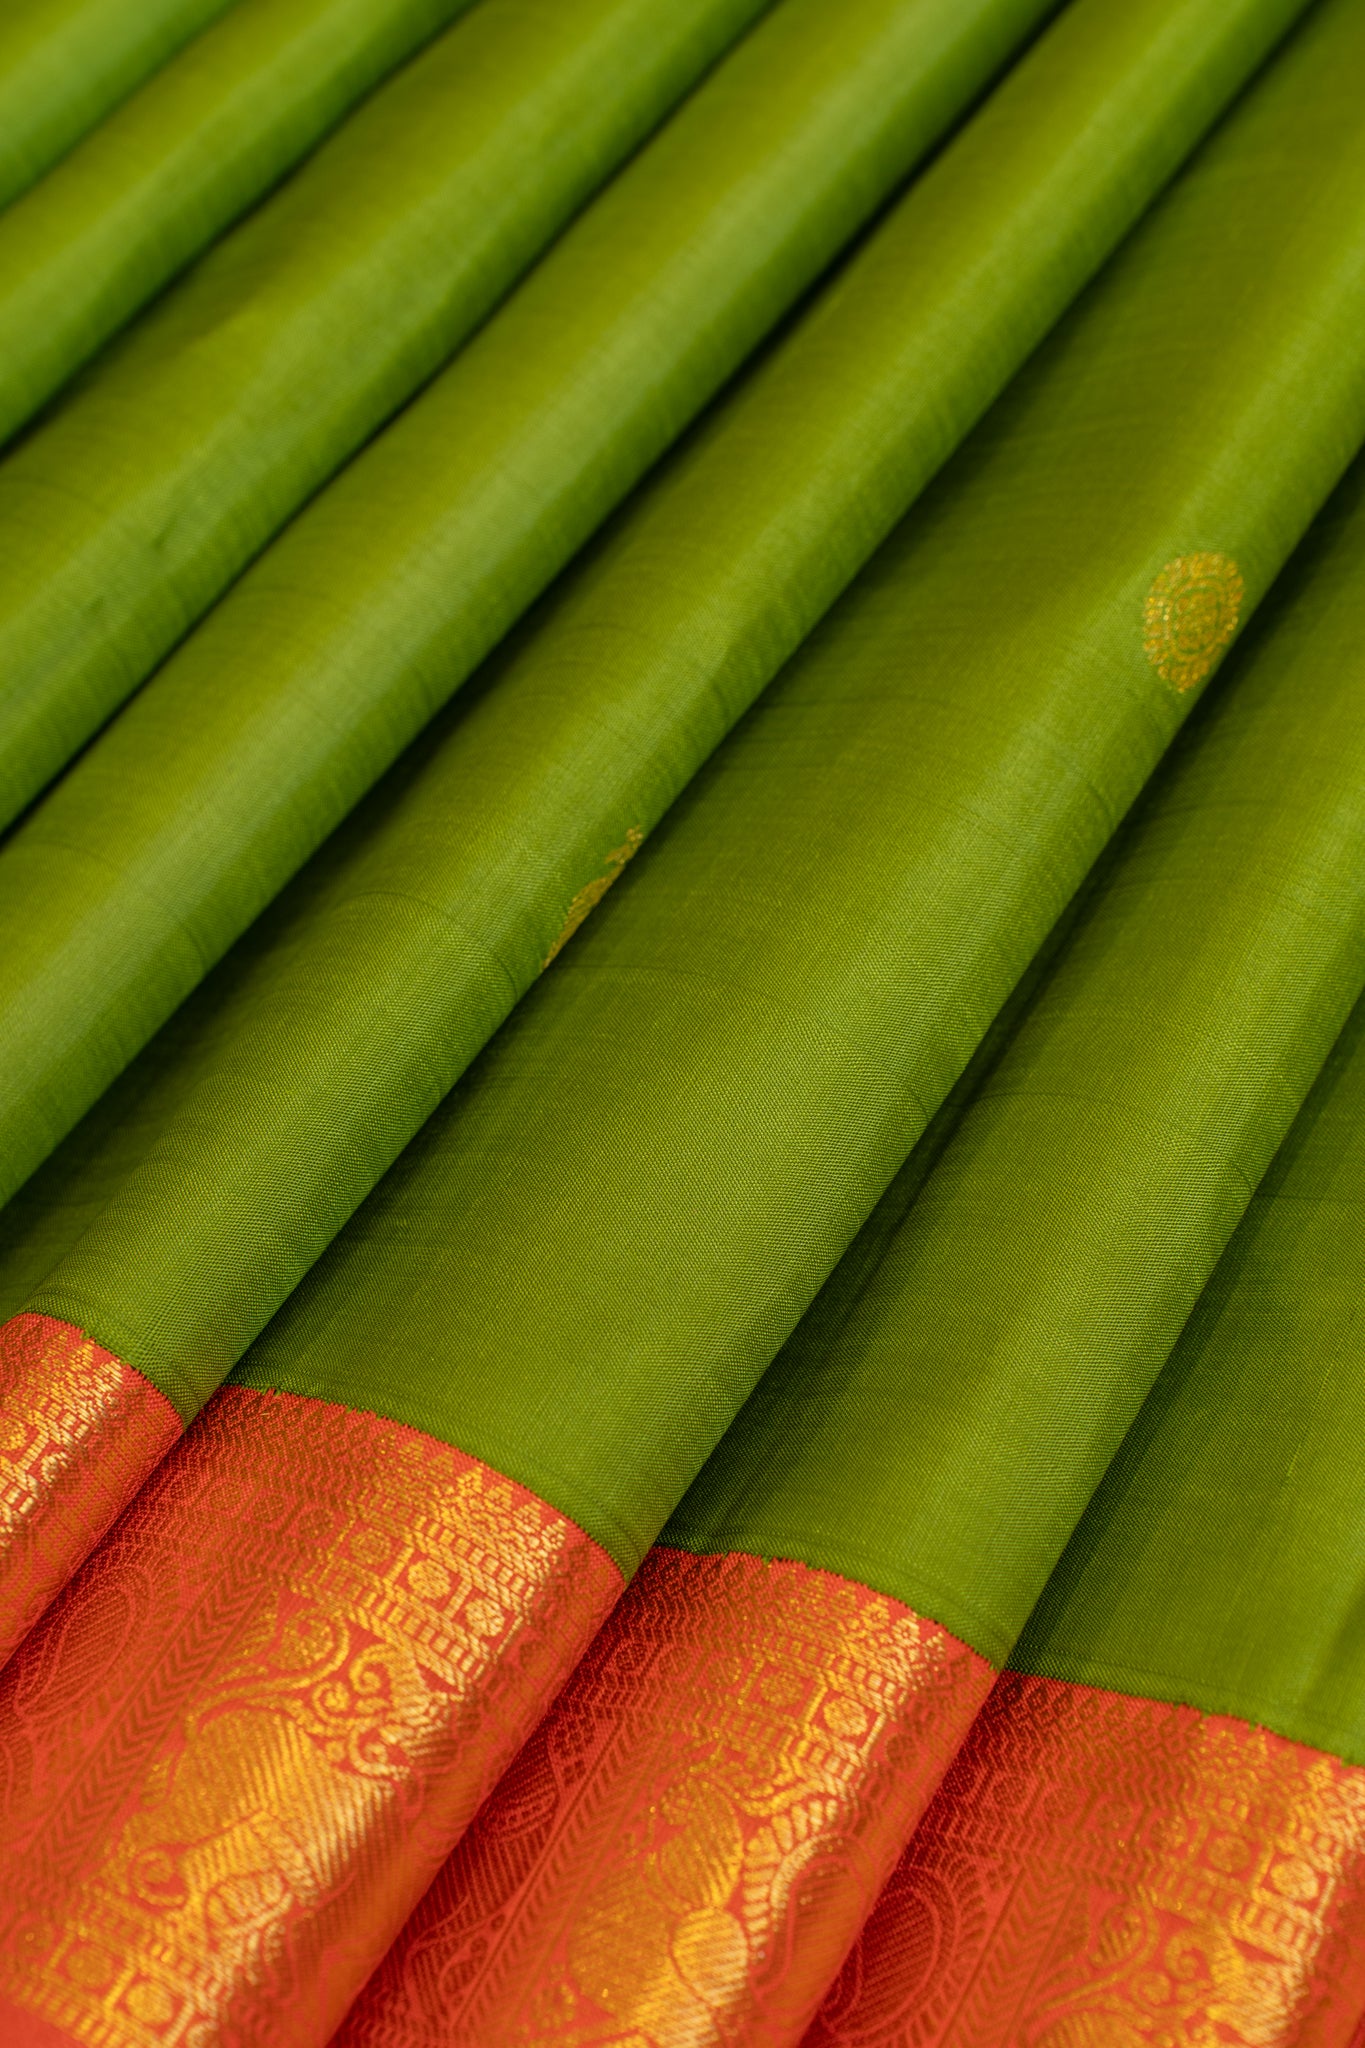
[543, 826, 645, 969]
[1142, 553, 1244, 691]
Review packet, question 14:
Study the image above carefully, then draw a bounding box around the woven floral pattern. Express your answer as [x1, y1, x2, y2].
[809, 1672, 1365, 2048]
[340, 1544, 993, 2047]
[0, 1313, 180, 1671]
[0, 1385, 621, 2048]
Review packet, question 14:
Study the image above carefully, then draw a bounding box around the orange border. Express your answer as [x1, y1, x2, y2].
[809, 1671, 1365, 2047]
[0, 1989, 81, 2046]
[340, 1544, 994, 2045]
[0, 1385, 621, 2048]
[0, 1313, 180, 1669]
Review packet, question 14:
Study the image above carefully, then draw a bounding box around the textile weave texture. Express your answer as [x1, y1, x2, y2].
[2, 0, 1365, 2041]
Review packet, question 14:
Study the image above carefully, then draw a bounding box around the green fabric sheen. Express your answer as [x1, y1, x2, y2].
[1013, 831, 1365, 1759]
[0, 0, 1061, 1213]
[0, 0, 774, 832]
[670, 450, 1365, 1664]
[225, 0, 1365, 1578]
[0, 0, 1298, 1416]
[0, 0, 479, 450]
[0, 0, 233, 211]
[1014, 1028, 1365, 1767]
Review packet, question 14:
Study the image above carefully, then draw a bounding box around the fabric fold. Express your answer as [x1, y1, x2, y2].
[0, 0, 233, 212]
[1, 4, 1364, 2038]
[0, 1315, 181, 1672]
[333, 322, 1365, 2048]
[809, 960, 1365, 2048]
[811, 1689, 1365, 2048]
[0, 1385, 623, 2048]
[338, 1547, 997, 2047]
[0, 0, 784, 828]
[0, 0, 1125, 1629]
[0, 0, 481, 449]
[0, 0, 1080, 1122]
[0, 0, 1312, 1413]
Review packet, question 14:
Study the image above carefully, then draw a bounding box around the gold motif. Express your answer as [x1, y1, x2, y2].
[0, 1312, 180, 1669]
[1142, 553, 1244, 691]
[810, 1673, 1365, 2047]
[0, 1386, 621, 2048]
[337, 1546, 994, 2046]
[543, 826, 645, 968]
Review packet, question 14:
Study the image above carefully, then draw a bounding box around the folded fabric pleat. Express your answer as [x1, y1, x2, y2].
[0, 0, 1080, 1171]
[1, 4, 1364, 2040]
[0, 0, 482, 449]
[811, 1687, 1365, 2048]
[0, 1389, 625, 2048]
[0, 0, 233, 212]
[0, 0, 1080, 1662]
[0, 0, 782, 828]
[336, 258, 1365, 2048]
[810, 908, 1365, 2048]
[0, 0, 1312, 1663]
[0, 0, 1301, 1335]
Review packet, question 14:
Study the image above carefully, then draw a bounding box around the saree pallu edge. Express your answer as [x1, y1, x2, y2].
[0, 1317, 180, 1665]
[336, 1549, 994, 2047]
[0, 0, 1279, 1663]
[1, 3, 1363, 2041]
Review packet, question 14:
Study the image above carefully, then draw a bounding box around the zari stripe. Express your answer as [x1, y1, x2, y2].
[808, 1673, 1365, 2048]
[0, 1386, 621, 2048]
[338, 1547, 993, 2046]
[0, 1313, 179, 1670]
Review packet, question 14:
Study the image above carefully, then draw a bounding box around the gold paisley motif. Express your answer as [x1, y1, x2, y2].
[543, 825, 645, 968]
[1142, 553, 1244, 691]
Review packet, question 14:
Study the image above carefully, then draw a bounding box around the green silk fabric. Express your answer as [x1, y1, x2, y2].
[0, 0, 1301, 1418]
[671, 449, 1365, 1664]
[207, 0, 1365, 1580]
[0, 0, 232, 211]
[1013, 818, 1365, 1759]
[0, 0, 1163, 1208]
[0, 0, 480, 449]
[0, 0, 777, 832]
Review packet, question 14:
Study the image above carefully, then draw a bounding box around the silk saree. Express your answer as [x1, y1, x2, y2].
[0, 0, 1300, 1639]
[0, 0, 235, 211]
[0, 1, 1364, 2045]
[342, 413, 1365, 2048]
